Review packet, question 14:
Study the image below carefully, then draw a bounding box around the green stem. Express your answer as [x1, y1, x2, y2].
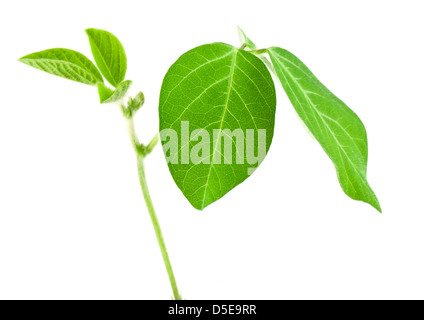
[250, 48, 267, 55]
[122, 103, 180, 299]
[136, 153, 181, 300]
[146, 133, 159, 155]
[126, 115, 141, 153]
[239, 43, 247, 50]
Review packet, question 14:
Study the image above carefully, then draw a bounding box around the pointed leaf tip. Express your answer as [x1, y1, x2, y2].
[86, 28, 127, 87]
[18, 48, 103, 85]
[267, 47, 381, 212]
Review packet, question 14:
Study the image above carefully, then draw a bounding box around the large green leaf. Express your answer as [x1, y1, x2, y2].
[86, 28, 127, 87]
[18, 48, 103, 85]
[159, 43, 276, 210]
[267, 47, 381, 212]
[97, 80, 132, 104]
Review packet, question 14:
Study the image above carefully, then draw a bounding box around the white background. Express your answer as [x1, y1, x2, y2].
[0, 0, 423, 300]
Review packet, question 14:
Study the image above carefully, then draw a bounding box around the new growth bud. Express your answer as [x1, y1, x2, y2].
[130, 91, 145, 113]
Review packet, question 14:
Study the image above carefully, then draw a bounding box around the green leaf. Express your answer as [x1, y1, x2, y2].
[18, 48, 103, 85]
[159, 43, 276, 210]
[97, 80, 132, 104]
[267, 47, 381, 212]
[86, 28, 127, 87]
[128, 91, 145, 113]
[97, 83, 114, 103]
[237, 26, 257, 50]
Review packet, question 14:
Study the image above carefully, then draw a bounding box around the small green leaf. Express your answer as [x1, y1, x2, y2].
[267, 47, 381, 212]
[159, 43, 276, 210]
[237, 26, 257, 50]
[18, 48, 103, 85]
[97, 80, 132, 104]
[129, 91, 145, 112]
[86, 28, 127, 87]
[97, 83, 114, 103]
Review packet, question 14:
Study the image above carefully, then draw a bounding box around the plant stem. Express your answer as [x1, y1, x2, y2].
[239, 43, 247, 50]
[136, 153, 181, 300]
[122, 103, 181, 299]
[249, 48, 267, 55]
[146, 133, 159, 155]
[126, 115, 141, 153]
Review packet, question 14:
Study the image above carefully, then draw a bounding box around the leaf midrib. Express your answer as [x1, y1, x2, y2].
[20, 58, 98, 84]
[89, 33, 117, 86]
[272, 51, 370, 194]
[161, 51, 234, 107]
[200, 48, 238, 209]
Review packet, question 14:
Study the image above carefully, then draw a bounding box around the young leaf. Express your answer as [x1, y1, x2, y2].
[86, 28, 127, 87]
[159, 43, 276, 210]
[267, 47, 381, 212]
[97, 80, 132, 104]
[18, 48, 103, 85]
[237, 26, 257, 50]
[97, 83, 114, 102]
[128, 91, 145, 113]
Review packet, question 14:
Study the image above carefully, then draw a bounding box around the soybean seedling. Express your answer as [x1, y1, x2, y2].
[19, 27, 381, 299]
